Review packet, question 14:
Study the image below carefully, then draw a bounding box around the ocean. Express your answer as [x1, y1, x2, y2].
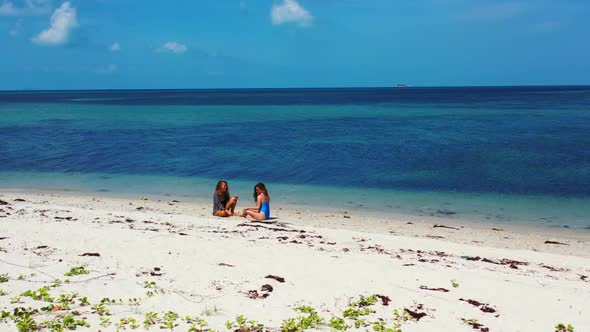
[1, 86, 589, 229]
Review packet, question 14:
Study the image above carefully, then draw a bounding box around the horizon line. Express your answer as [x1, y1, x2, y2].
[1, 84, 590, 93]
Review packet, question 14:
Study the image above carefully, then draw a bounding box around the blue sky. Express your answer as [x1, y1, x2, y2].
[1, 0, 589, 89]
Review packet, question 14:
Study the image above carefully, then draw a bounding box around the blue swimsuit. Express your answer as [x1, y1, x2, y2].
[260, 201, 270, 220]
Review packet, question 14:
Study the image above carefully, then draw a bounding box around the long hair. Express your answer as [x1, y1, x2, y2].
[215, 180, 230, 200]
[253, 182, 269, 201]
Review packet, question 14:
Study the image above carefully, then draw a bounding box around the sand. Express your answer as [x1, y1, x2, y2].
[0, 190, 589, 332]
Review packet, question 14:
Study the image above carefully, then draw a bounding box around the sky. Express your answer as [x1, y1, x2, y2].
[1, 0, 589, 90]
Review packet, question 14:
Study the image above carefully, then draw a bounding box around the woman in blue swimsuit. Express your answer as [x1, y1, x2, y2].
[239, 183, 270, 220]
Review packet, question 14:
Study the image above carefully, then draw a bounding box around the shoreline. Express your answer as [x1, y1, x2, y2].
[2, 187, 589, 252]
[1, 190, 589, 331]
[2, 170, 589, 232]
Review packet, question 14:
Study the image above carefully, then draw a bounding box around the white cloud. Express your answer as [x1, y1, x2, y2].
[0, 2, 17, 15]
[271, 0, 313, 27]
[0, 0, 52, 16]
[31, 1, 77, 46]
[9, 18, 22, 36]
[110, 42, 120, 51]
[159, 41, 188, 54]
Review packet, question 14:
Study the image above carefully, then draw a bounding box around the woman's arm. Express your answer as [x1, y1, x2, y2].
[242, 195, 262, 213]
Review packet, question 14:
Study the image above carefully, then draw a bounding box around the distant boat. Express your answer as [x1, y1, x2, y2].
[395, 84, 410, 88]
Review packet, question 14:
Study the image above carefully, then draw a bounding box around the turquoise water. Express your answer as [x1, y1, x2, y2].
[1, 87, 589, 229]
[1, 171, 588, 230]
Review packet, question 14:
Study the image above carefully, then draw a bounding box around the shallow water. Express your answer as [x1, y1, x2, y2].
[1, 87, 589, 229]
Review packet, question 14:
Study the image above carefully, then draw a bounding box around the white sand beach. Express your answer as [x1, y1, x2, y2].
[0, 190, 589, 331]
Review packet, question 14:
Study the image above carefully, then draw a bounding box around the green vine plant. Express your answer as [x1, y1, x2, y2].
[144, 280, 166, 297]
[226, 314, 264, 332]
[64, 266, 90, 277]
[282, 305, 325, 332]
[555, 323, 575, 332]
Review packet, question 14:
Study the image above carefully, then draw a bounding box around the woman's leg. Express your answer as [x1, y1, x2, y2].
[244, 210, 265, 221]
[214, 210, 231, 217]
[226, 196, 238, 214]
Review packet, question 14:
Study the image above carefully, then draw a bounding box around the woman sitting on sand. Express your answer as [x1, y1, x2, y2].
[239, 183, 270, 220]
[213, 180, 238, 217]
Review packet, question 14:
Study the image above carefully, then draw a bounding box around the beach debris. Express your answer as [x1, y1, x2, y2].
[376, 294, 391, 305]
[261, 284, 273, 292]
[245, 290, 269, 299]
[150, 267, 162, 276]
[172, 200, 180, 203]
[237, 223, 304, 233]
[459, 298, 497, 313]
[419, 285, 450, 292]
[492, 228, 504, 231]
[404, 308, 427, 321]
[461, 318, 489, 331]
[539, 264, 569, 272]
[578, 274, 588, 282]
[433, 224, 460, 230]
[544, 240, 568, 245]
[0, 237, 8, 240]
[265, 275, 285, 283]
[460, 256, 528, 269]
[79, 252, 100, 257]
[218, 263, 235, 267]
[406, 222, 414, 225]
[54, 216, 75, 221]
[35, 245, 48, 249]
[178, 232, 188, 236]
[14, 198, 26, 202]
[462, 256, 481, 261]
[0, 199, 9, 205]
[361, 245, 387, 254]
[343, 215, 351, 219]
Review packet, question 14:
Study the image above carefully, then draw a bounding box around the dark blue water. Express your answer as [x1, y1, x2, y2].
[1, 86, 590, 197]
[2, 86, 590, 109]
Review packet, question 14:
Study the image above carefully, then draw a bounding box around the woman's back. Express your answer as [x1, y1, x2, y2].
[259, 194, 270, 220]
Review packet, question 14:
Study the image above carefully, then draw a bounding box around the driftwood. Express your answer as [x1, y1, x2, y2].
[79, 252, 100, 257]
[419, 285, 449, 292]
[544, 240, 568, 245]
[265, 275, 285, 283]
[433, 224, 460, 230]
